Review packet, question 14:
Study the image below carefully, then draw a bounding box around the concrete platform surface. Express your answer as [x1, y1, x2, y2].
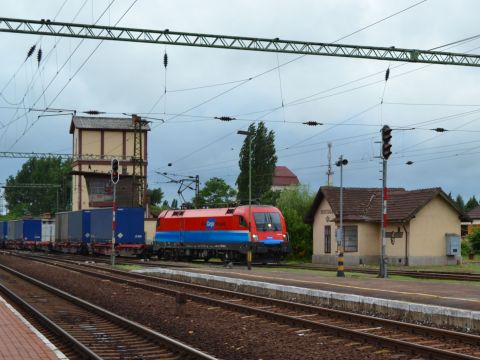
[0, 295, 67, 360]
[161, 264, 480, 311]
[136, 264, 480, 330]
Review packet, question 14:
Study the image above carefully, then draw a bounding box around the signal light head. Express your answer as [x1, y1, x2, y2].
[111, 158, 120, 184]
[381, 125, 393, 160]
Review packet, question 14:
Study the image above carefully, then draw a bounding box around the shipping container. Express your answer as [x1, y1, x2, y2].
[8, 220, 22, 241]
[116, 207, 145, 244]
[90, 208, 113, 244]
[0, 221, 7, 241]
[55, 210, 91, 244]
[89, 207, 145, 245]
[22, 219, 42, 241]
[41, 219, 55, 242]
[7, 219, 41, 242]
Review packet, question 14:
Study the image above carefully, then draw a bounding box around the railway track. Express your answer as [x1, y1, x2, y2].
[14, 252, 480, 360]
[27, 251, 480, 282]
[0, 261, 216, 360]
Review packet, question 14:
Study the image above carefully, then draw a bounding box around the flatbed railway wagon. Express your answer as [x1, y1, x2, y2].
[154, 205, 290, 262]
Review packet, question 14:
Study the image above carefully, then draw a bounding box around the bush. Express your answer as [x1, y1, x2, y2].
[461, 239, 473, 257]
[467, 228, 480, 255]
[276, 186, 314, 260]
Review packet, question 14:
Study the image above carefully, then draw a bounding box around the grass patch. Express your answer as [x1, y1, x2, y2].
[113, 264, 145, 271]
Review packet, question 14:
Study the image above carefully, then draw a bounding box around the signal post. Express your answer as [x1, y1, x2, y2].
[111, 159, 120, 266]
[379, 126, 392, 278]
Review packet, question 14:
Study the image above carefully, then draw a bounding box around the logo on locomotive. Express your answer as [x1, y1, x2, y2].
[206, 218, 216, 230]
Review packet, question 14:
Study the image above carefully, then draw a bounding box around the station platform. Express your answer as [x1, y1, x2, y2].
[137, 263, 480, 330]
[0, 295, 66, 359]
[163, 264, 480, 310]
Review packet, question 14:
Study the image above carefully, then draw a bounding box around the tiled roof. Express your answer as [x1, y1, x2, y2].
[305, 186, 463, 224]
[69, 116, 150, 133]
[468, 205, 480, 219]
[272, 166, 300, 187]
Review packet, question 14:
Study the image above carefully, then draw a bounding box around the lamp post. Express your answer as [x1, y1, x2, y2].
[237, 130, 253, 271]
[335, 155, 348, 277]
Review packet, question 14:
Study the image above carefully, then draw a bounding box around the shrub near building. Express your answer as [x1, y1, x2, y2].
[276, 185, 314, 260]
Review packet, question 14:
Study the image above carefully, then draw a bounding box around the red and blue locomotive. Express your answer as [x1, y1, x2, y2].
[154, 205, 290, 262]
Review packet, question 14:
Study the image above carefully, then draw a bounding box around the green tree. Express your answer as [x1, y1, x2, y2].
[455, 194, 465, 211]
[465, 196, 479, 213]
[148, 187, 164, 206]
[170, 198, 178, 209]
[4, 157, 71, 217]
[194, 177, 237, 207]
[236, 122, 277, 203]
[260, 189, 281, 206]
[276, 185, 314, 259]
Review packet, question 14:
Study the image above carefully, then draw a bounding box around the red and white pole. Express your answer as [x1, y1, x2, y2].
[111, 184, 116, 266]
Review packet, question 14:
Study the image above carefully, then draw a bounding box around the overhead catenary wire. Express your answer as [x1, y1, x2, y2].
[7, 0, 139, 150]
[150, 0, 428, 130]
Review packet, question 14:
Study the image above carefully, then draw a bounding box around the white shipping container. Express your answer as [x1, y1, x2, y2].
[42, 220, 55, 242]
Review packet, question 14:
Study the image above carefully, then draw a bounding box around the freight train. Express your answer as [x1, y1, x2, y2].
[0, 205, 290, 261]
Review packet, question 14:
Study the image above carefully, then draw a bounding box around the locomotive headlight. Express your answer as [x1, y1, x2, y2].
[252, 234, 258, 241]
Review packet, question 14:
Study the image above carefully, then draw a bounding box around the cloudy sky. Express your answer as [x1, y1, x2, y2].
[1, 0, 479, 206]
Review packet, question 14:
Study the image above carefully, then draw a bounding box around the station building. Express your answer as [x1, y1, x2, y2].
[305, 187, 464, 266]
[70, 116, 149, 211]
[466, 205, 480, 234]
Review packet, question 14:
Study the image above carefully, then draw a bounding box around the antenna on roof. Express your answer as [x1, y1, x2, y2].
[326, 142, 334, 186]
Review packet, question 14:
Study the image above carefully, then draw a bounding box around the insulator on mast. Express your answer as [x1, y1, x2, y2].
[164, 52, 168, 68]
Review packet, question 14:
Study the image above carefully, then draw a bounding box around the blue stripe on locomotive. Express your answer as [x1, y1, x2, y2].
[155, 230, 283, 246]
[155, 230, 249, 244]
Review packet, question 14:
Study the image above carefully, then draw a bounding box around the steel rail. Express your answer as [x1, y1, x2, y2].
[20, 254, 480, 360]
[0, 262, 218, 360]
[0, 281, 101, 360]
[1, 17, 480, 67]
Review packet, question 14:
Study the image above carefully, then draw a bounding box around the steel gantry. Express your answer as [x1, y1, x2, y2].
[0, 151, 132, 161]
[1, 17, 480, 67]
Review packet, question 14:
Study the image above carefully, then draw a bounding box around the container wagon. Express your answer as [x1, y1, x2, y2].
[91, 207, 145, 257]
[55, 210, 91, 254]
[154, 205, 290, 262]
[54, 208, 145, 256]
[7, 219, 42, 249]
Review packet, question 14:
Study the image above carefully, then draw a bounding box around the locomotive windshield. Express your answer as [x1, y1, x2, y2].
[253, 212, 282, 231]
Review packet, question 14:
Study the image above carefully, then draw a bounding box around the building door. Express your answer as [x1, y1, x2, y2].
[324, 225, 331, 253]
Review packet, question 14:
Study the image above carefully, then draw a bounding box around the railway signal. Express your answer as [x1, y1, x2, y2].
[381, 125, 392, 160]
[379, 126, 392, 278]
[111, 158, 120, 184]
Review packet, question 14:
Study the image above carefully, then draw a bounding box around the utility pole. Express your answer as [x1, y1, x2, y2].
[379, 126, 392, 278]
[326, 143, 333, 186]
[335, 155, 348, 277]
[111, 159, 120, 266]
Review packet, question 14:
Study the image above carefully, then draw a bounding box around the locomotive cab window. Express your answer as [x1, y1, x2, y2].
[239, 216, 248, 228]
[254, 212, 282, 231]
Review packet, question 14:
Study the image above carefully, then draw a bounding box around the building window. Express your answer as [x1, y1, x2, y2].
[344, 225, 358, 252]
[324, 225, 331, 253]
